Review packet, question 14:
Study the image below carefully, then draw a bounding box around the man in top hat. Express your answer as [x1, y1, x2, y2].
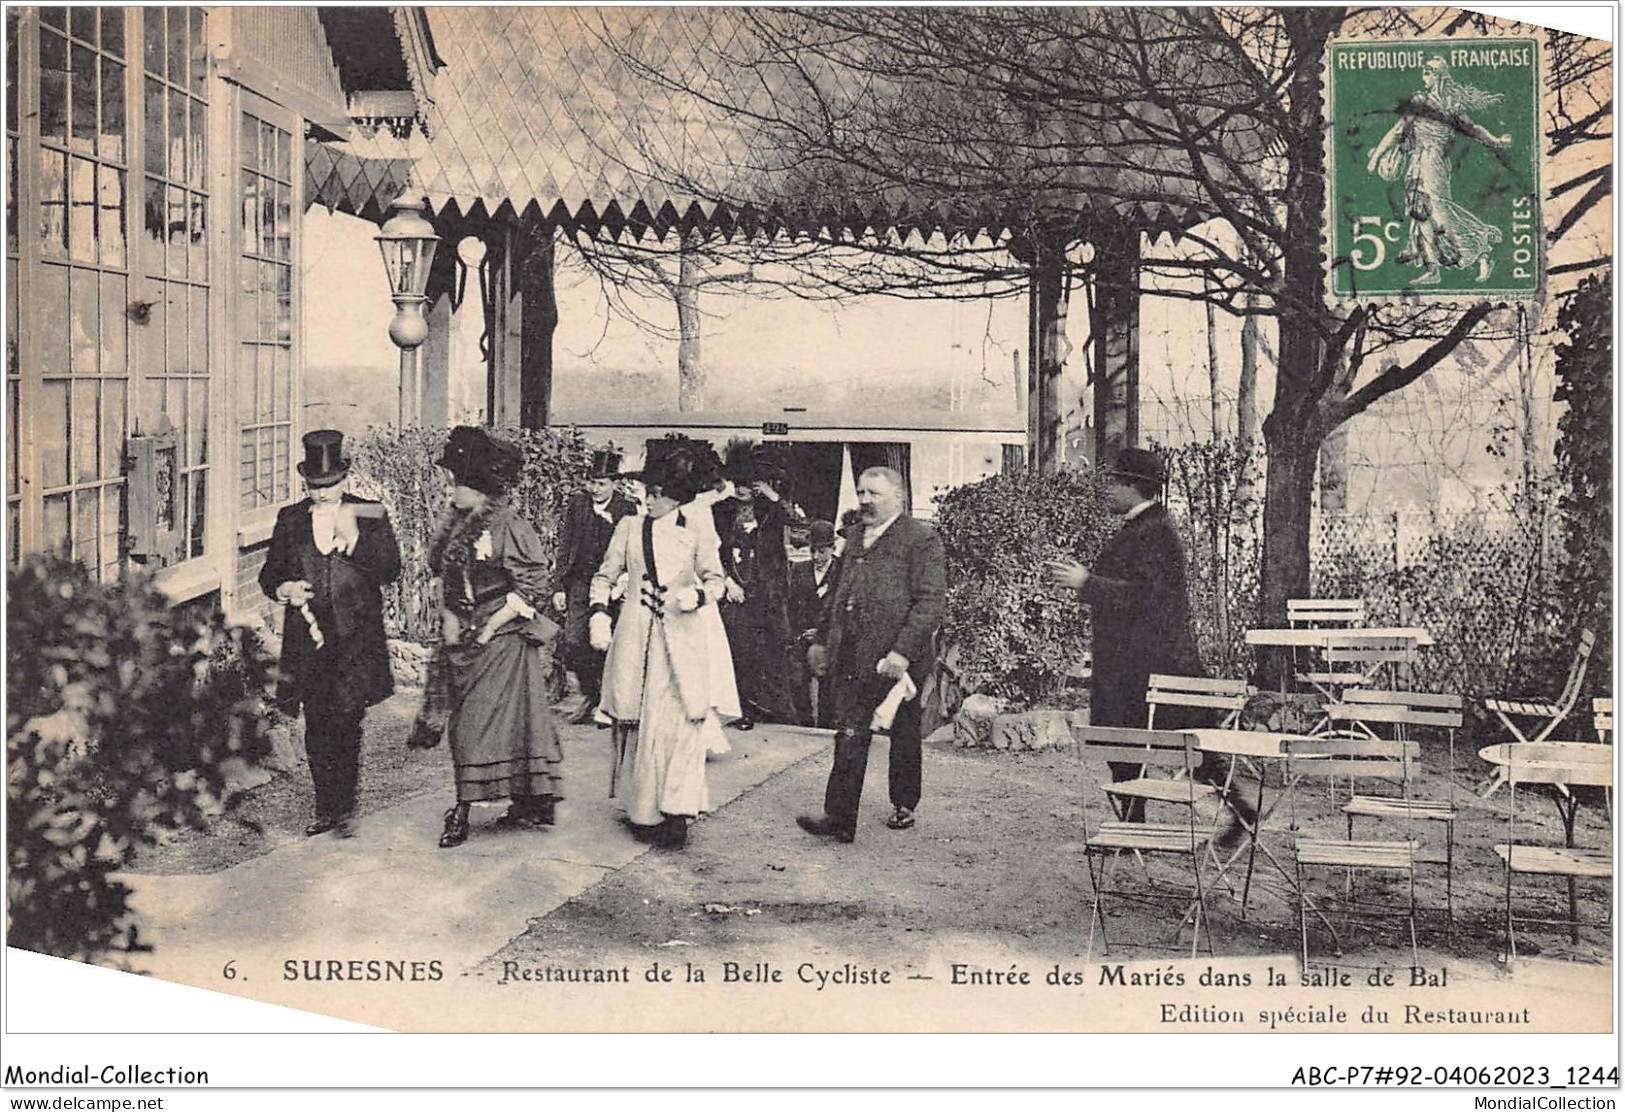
[260, 430, 401, 838]
[788, 519, 840, 726]
[1045, 447, 1210, 818]
[553, 446, 637, 722]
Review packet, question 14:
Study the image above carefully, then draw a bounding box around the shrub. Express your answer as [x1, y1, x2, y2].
[6, 555, 278, 964]
[931, 468, 1112, 707]
[1162, 438, 1264, 679]
[347, 424, 596, 644]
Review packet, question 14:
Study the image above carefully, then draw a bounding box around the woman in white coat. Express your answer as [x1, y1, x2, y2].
[590, 442, 740, 848]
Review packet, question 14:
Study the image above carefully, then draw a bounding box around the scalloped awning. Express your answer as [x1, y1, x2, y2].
[306, 7, 1209, 240]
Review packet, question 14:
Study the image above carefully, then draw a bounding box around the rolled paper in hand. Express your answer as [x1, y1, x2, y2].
[298, 602, 325, 649]
[870, 673, 918, 732]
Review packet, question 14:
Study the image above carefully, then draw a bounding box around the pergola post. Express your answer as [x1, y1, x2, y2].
[517, 216, 558, 429]
[1026, 233, 1070, 474]
[1091, 223, 1140, 465]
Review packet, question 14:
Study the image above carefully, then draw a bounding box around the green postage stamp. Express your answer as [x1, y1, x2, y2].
[1327, 38, 1541, 301]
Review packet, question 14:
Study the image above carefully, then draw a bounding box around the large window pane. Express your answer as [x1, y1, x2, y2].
[134, 280, 164, 378]
[73, 379, 99, 483]
[39, 148, 67, 254]
[188, 190, 206, 279]
[143, 8, 165, 77]
[166, 183, 186, 277]
[101, 379, 127, 478]
[188, 9, 206, 95]
[189, 98, 205, 189]
[100, 56, 125, 164]
[74, 491, 102, 569]
[98, 166, 125, 268]
[43, 494, 70, 557]
[188, 379, 207, 465]
[37, 265, 68, 375]
[70, 7, 96, 45]
[188, 285, 208, 375]
[187, 471, 205, 557]
[40, 28, 68, 143]
[239, 170, 259, 255]
[68, 155, 96, 262]
[140, 175, 165, 274]
[69, 42, 98, 155]
[273, 346, 291, 420]
[70, 266, 98, 373]
[143, 75, 164, 176]
[100, 273, 127, 375]
[165, 280, 186, 371]
[166, 7, 187, 91]
[101, 10, 125, 60]
[39, 380, 70, 488]
[167, 85, 186, 184]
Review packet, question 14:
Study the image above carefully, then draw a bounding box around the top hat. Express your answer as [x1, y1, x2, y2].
[297, 429, 350, 487]
[808, 520, 836, 548]
[436, 425, 486, 475]
[460, 431, 524, 497]
[1105, 447, 1166, 490]
[587, 447, 623, 479]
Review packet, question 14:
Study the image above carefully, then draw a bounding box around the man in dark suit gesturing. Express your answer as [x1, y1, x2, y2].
[1046, 447, 1211, 819]
[798, 468, 945, 843]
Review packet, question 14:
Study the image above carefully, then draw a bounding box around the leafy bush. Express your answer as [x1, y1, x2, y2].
[1553, 271, 1612, 703]
[931, 468, 1112, 707]
[7, 555, 278, 964]
[348, 424, 596, 643]
[1162, 438, 1264, 679]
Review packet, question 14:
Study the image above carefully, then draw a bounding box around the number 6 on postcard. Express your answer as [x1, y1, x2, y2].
[1328, 38, 1540, 301]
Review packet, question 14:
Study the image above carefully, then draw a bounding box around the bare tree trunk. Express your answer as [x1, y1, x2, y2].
[1319, 421, 1349, 513]
[1237, 294, 1261, 507]
[1206, 299, 1222, 443]
[676, 243, 705, 412]
[1257, 8, 1342, 685]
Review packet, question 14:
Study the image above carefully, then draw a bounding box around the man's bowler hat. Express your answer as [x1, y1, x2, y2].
[1105, 447, 1166, 489]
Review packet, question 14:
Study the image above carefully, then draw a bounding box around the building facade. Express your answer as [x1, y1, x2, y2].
[6, 7, 430, 615]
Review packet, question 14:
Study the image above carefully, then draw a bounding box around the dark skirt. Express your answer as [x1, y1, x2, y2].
[446, 629, 564, 803]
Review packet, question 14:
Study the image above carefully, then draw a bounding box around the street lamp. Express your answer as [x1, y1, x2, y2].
[375, 180, 440, 426]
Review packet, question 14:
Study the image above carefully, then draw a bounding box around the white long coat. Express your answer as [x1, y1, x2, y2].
[592, 509, 740, 722]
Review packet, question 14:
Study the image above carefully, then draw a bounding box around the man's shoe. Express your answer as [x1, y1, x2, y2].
[884, 806, 915, 830]
[305, 816, 336, 837]
[796, 814, 854, 843]
[569, 699, 598, 725]
[733, 717, 755, 731]
[331, 815, 357, 839]
[654, 814, 689, 849]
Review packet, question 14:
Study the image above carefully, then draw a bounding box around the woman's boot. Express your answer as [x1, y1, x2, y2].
[655, 813, 689, 849]
[438, 803, 470, 848]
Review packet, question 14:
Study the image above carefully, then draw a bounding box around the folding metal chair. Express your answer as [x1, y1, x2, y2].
[1332, 690, 1463, 917]
[1097, 675, 1252, 826]
[1485, 628, 1598, 749]
[1489, 741, 1612, 961]
[1299, 633, 1417, 706]
[1288, 598, 1366, 700]
[1076, 725, 1221, 959]
[1593, 697, 1613, 745]
[1289, 736, 1423, 966]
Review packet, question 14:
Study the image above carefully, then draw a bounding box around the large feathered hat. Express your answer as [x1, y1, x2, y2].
[458, 429, 525, 497]
[721, 437, 789, 488]
[636, 435, 722, 504]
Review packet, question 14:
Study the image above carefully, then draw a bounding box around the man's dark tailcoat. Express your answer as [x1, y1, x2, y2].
[259, 494, 401, 822]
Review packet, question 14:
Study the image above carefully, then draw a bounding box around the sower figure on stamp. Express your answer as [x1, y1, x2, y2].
[260, 430, 401, 840]
[552, 447, 636, 724]
[798, 467, 945, 843]
[1045, 448, 1248, 831]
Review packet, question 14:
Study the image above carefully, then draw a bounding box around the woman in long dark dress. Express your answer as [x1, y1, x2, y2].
[431, 429, 564, 848]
